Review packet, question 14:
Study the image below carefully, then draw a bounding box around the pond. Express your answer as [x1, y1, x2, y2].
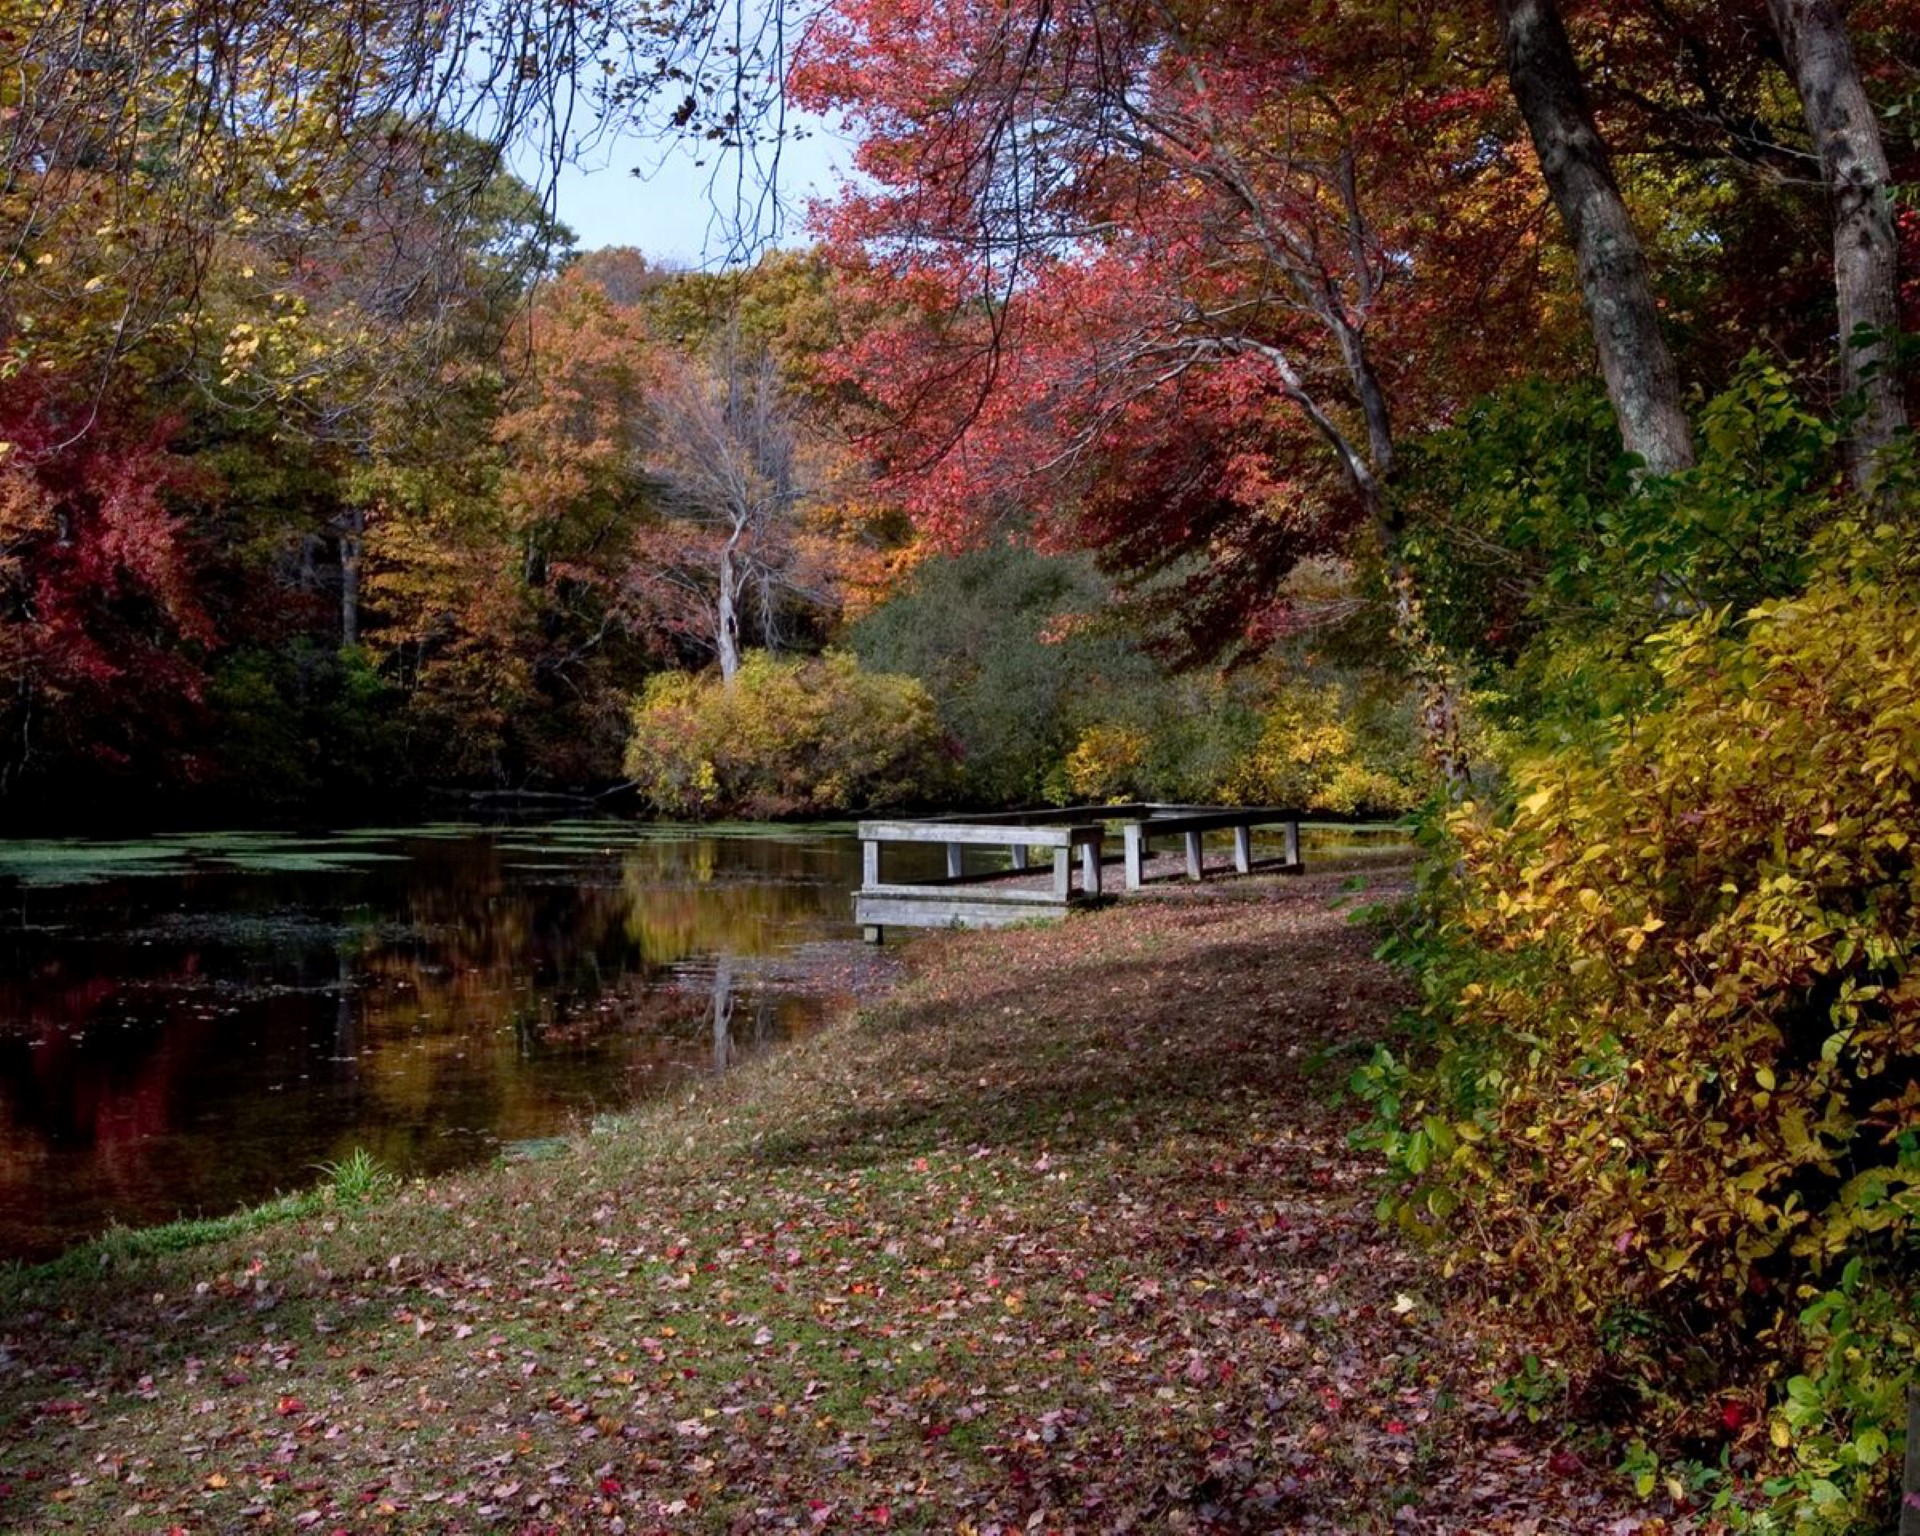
[0, 817, 1409, 1263]
[0, 821, 886, 1262]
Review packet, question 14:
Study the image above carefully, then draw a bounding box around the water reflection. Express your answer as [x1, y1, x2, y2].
[0, 824, 868, 1260]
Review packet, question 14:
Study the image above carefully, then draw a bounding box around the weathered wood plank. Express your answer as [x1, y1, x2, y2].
[862, 839, 879, 888]
[906, 866, 1068, 890]
[1233, 824, 1252, 874]
[854, 894, 1068, 930]
[858, 881, 1069, 905]
[1010, 844, 1028, 870]
[1132, 808, 1304, 836]
[1184, 831, 1204, 881]
[859, 820, 1080, 847]
[1283, 819, 1301, 867]
[945, 843, 964, 879]
[1123, 823, 1144, 891]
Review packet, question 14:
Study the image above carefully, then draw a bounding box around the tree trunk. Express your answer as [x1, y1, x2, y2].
[1766, 0, 1907, 489]
[337, 504, 364, 649]
[716, 538, 741, 685]
[1495, 0, 1696, 476]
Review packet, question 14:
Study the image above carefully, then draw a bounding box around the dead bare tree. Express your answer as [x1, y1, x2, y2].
[643, 327, 825, 682]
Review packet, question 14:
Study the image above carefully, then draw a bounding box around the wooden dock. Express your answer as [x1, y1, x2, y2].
[854, 803, 1317, 941]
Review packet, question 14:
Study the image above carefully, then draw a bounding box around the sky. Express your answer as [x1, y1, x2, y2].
[547, 118, 856, 266]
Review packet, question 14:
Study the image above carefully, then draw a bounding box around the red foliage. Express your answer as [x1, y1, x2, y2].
[802, 0, 1920, 648]
[0, 376, 213, 786]
[794, 0, 1554, 654]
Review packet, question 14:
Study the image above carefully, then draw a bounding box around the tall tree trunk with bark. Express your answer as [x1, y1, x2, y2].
[1766, 0, 1907, 489]
[337, 505, 364, 649]
[1494, 0, 1696, 476]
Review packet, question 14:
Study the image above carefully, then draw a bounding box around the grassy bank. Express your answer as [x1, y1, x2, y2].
[0, 872, 1650, 1534]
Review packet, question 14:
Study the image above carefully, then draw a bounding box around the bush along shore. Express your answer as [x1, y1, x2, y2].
[3, 871, 1670, 1534]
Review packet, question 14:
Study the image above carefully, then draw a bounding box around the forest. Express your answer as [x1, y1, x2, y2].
[3, 0, 1919, 1528]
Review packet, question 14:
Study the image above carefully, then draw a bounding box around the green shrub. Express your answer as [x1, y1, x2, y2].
[1363, 530, 1920, 1529]
[624, 651, 950, 818]
[205, 640, 403, 806]
[848, 542, 1161, 804]
[1397, 361, 1838, 746]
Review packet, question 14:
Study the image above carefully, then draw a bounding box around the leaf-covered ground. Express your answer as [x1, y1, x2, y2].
[0, 871, 1664, 1533]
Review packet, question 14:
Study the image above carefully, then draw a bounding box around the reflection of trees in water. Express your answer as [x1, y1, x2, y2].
[364, 835, 843, 991]
[619, 850, 837, 968]
[0, 829, 859, 1257]
[0, 994, 219, 1248]
[714, 955, 736, 1071]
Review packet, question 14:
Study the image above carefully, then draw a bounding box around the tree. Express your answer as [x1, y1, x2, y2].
[849, 542, 1155, 803]
[796, 0, 1509, 552]
[1764, 0, 1909, 487]
[1491, 0, 1696, 477]
[0, 377, 212, 796]
[496, 269, 653, 596]
[205, 127, 567, 650]
[0, 0, 605, 392]
[640, 328, 831, 682]
[794, 0, 1566, 786]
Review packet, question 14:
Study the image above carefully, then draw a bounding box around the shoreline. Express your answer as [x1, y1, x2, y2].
[0, 866, 1658, 1533]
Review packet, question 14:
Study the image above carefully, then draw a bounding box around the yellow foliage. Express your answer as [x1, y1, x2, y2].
[1225, 683, 1424, 814]
[1379, 538, 1920, 1525]
[624, 652, 950, 818]
[1060, 724, 1149, 803]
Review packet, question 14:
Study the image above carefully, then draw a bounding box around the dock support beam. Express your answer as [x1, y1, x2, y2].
[1081, 840, 1102, 897]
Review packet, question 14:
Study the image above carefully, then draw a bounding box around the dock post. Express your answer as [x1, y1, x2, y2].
[1081, 836, 1102, 897]
[1283, 820, 1301, 869]
[1232, 823, 1252, 874]
[1052, 848, 1072, 900]
[1184, 830, 1204, 881]
[863, 925, 883, 944]
[1123, 823, 1144, 890]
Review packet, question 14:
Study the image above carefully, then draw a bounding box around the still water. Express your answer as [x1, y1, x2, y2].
[0, 822, 880, 1261]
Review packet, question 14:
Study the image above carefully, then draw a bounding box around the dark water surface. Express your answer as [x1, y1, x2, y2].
[0, 822, 879, 1261]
